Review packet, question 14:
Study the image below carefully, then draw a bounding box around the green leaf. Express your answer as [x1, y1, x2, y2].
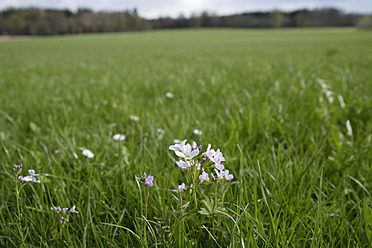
[29, 121, 41, 134]
[199, 208, 211, 216]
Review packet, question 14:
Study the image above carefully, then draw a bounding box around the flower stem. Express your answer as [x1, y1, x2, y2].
[15, 176, 25, 246]
[143, 186, 148, 247]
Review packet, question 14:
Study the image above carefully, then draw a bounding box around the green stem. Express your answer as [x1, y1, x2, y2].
[15, 176, 25, 244]
[143, 186, 148, 247]
[213, 181, 218, 237]
[214, 181, 218, 211]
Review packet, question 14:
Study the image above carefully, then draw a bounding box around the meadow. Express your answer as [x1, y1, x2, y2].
[0, 28, 372, 247]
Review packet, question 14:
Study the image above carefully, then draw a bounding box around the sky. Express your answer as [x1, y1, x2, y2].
[1, 0, 371, 18]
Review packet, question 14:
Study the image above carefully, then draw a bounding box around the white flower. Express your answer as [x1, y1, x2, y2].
[346, 120, 353, 137]
[70, 205, 79, 213]
[199, 171, 210, 183]
[193, 129, 202, 136]
[169, 139, 187, 152]
[113, 134, 126, 141]
[176, 160, 191, 170]
[212, 169, 233, 181]
[165, 92, 174, 98]
[156, 128, 165, 140]
[173, 139, 181, 144]
[18, 169, 40, 183]
[210, 149, 225, 170]
[204, 144, 215, 158]
[173, 183, 186, 192]
[204, 145, 225, 170]
[172, 140, 199, 160]
[82, 149, 94, 158]
[130, 115, 140, 121]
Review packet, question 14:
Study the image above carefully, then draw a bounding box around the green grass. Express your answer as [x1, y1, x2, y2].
[1, 28, 372, 247]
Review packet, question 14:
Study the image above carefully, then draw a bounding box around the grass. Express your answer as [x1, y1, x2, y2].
[0, 28, 372, 247]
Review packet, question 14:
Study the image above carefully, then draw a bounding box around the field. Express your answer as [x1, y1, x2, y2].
[1, 28, 372, 247]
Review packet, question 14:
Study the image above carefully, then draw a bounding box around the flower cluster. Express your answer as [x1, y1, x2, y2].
[51, 205, 79, 224]
[13, 163, 23, 175]
[169, 139, 233, 191]
[18, 169, 41, 184]
[136, 172, 154, 187]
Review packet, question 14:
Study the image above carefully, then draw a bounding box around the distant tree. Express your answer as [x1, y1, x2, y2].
[190, 12, 201, 28]
[269, 9, 283, 27]
[0, 7, 367, 35]
[294, 9, 310, 27]
[356, 15, 372, 28]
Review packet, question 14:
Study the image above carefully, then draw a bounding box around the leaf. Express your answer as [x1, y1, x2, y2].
[199, 208, 211, 216]
[29, 121, 41, 134]
[198, 199, 215, 216]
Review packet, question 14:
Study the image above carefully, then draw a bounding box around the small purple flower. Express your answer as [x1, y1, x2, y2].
[51, 206, 61, 212]
[52, 205, 79, 224]
[212, 169, 234, 181]
[70, 205, 79, 213]
[18, 170, 41, 183]
[199, 171, 210, 183]
[172, 183, 187, 192]
[145, 175, 154, 187]
[13, 164, 23, 175]
[136, 172, 154, 187]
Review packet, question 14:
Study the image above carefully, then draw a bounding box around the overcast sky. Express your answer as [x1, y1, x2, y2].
[1, 0, 371, 18]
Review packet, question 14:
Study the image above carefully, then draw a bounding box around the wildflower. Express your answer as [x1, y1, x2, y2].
[204, 144, 215, 159]
[173, 139, 181, 144]
[346, 120, 353, 137]
[176, 160, 191, 170]
[212, 169, 233, 181]
[130, 115, 140, 121]
[209, 149, 225, 170]
[165, 92, 174, 98]
[136, 172, 154, 187]
[157, 128, 165, 134]
[51, 205, 79, 224]
[170, 140, 199, 160]
[193, 129, 202, 136]
[199, 171, 210, 183]
[204, 145, 225, 170]
[156, 128, 165, 140]
[113, 134, 126, 141]
[108, 122, 117, 128]
[18, 169, 40, 183]
[51, 206, 61, 212]
[173, 183, 187, 192]
[169, 139, 186, 152]
[82, 149, 94, 158]
[70, 205, 79, 213]
[13, 163, 23, 175]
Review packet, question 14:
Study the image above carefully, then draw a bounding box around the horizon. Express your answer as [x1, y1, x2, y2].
[1, 0, 371, 19]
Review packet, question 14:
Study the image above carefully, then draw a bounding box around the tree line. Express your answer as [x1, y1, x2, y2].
[1, 7, 371, 36]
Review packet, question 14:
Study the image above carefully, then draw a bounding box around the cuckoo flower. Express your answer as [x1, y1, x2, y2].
[113, 134, 126, 141]
[18, 169, 40, 183]
[136, 172, 154, 187]
[82, 149, 94, 158]
[199, 171, 210, 183]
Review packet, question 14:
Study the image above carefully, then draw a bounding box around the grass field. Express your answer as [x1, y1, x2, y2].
[1, 28, 372, 247]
